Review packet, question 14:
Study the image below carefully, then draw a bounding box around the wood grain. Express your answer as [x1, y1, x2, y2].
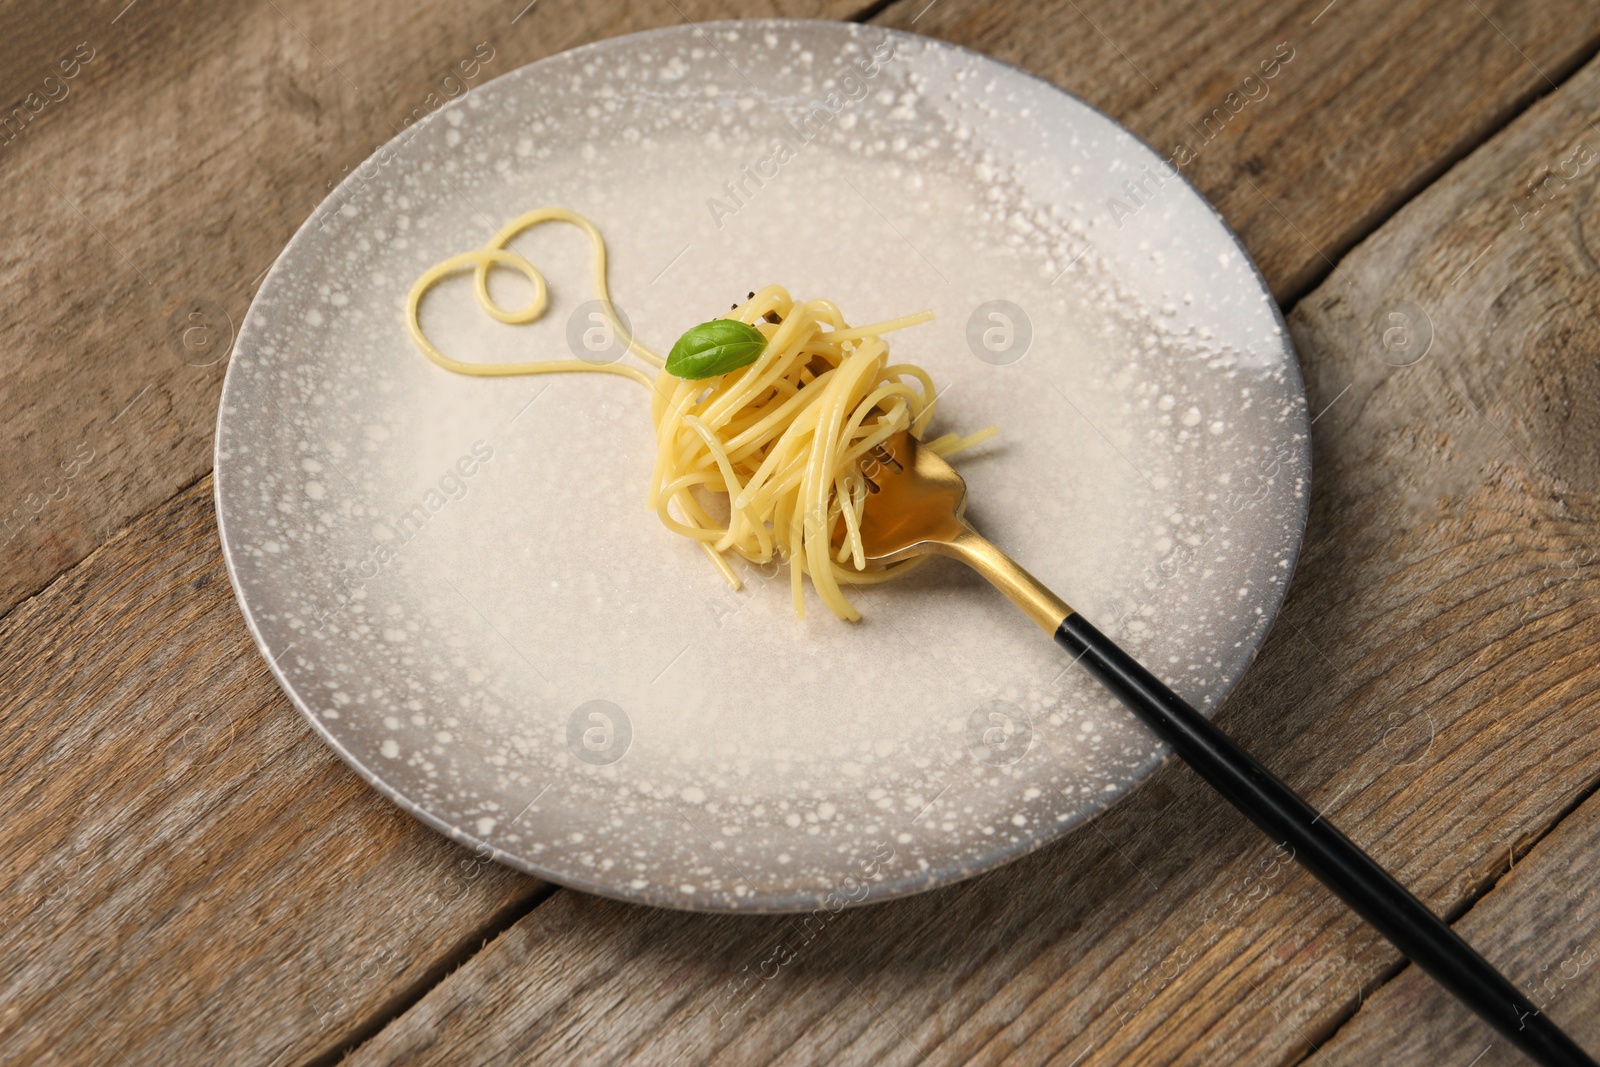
[0, 475, 542, 1066]
[337, 27, 1600, 1067]
[1319, 785, 1600, 1065]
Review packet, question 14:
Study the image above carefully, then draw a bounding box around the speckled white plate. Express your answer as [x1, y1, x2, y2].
[215, 20, 1308, 911]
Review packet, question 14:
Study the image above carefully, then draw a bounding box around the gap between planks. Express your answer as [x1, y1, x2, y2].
[307, 881, 563, 1067]
[1275, 27, 1600, 318]
[1287, 767, 1600, 1066]
[0, 461, 217, 634]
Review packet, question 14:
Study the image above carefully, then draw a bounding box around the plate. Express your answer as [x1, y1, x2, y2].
[215, 20, 1309, 911]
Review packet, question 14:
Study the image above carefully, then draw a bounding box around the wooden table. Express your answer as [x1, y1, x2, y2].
[5, 0, 1600, 1063]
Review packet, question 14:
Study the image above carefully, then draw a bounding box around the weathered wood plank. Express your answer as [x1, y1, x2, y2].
[1318, 785, 1600, 1065]
[336, 28, 1600, 1067]
[0, 475, 541, 1066]
[0, 0, 867, 622]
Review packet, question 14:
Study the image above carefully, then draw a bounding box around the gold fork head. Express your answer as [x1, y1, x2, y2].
[849, 429, 1072, 633]
[853, 429, 970, 566]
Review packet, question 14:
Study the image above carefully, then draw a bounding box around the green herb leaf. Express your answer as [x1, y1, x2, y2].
[665, 319, 768, 380]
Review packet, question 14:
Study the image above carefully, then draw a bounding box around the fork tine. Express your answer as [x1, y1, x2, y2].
[869, 443, 902, 472]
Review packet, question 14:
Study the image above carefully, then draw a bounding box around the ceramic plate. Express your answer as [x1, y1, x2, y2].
[215, 20, 1309, 911]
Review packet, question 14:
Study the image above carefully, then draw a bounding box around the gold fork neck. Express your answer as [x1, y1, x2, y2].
[936, 526, 1072, 634]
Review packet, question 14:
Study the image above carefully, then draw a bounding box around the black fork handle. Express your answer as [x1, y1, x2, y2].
[1055, 612, 1595, 1067]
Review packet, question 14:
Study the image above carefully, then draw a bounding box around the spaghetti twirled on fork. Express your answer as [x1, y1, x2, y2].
[406, 207, 993, 620]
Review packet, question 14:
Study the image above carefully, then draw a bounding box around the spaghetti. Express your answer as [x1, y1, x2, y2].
[405, 207, 995, 621]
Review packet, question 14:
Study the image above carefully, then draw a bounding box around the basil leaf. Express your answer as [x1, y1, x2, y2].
[665, 319, 768, 380]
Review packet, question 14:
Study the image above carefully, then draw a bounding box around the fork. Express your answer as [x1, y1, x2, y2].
[852, 429, 1594, 1067]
